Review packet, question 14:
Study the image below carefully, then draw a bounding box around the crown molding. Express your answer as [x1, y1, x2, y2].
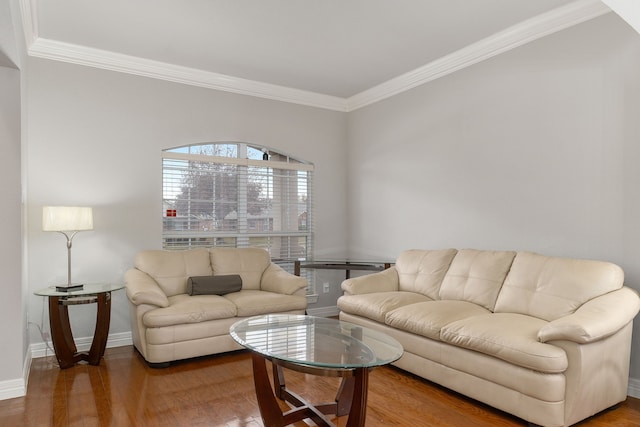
[28, 38, 349, 112]
[347, 0, 612, 111]
[18, 0, 37, 47]
[20, 0, 610, 113]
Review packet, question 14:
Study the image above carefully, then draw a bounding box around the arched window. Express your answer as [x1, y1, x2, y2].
[162, 142, 314, 267]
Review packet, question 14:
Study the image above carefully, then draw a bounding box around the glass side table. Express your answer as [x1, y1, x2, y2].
[293, 260, 393, 280]
[34, 283, 124, 369]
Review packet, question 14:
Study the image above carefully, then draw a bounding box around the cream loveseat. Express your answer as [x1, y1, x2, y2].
[125, 247, 307, 366]
[337, 249, 640, 427]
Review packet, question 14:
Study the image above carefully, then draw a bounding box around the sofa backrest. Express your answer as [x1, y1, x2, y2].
[439, 249, 516, 311]
[134, 248, 212, 297]
[209, 247, 271, 290]
[494, 251, 624, 321]
[395, 249, 458, 299]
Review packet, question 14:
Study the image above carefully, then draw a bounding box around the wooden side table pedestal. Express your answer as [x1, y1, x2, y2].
[35, 284, 124, 369]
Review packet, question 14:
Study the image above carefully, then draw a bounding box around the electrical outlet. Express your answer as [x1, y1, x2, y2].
[323, 282, 330, 293]
[43, 331, 50, 341]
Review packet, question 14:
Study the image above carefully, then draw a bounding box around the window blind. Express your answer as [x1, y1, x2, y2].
[162, 143, 315, 294]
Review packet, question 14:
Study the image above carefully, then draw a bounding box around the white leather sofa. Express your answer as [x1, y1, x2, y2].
[337, 249, 640, 427]
[125, 247, 307, 366]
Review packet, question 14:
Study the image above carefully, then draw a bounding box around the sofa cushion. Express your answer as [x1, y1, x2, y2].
[385, 300, 490, 340]
[494, 252, 624, 321]
[209, 248, 271, 290]
[395, 249, 458, 299]
[145, 317, 240, 346]
[337, 291, 431, 323]
[440, 313, 568, 373]
[439, 249, 516, 311]
[143, 294, 237, 328]
[135, 249, 213, 297]
[223, 290, 307, 317]
[187, 274, 243, 296]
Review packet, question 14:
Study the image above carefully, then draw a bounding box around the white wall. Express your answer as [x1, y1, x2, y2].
[347, 13, 640, 376]
[0, 64, 24, 397]
[0, 0, 27, 400]
[25, 57, 348, 342]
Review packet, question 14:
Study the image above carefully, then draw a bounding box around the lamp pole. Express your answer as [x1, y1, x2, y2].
[57, 230, 80, 289]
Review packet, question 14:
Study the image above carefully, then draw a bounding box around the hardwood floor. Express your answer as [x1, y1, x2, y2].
[2, 346, 640, 426]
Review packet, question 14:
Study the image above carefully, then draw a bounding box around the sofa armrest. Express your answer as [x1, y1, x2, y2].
[341, 267, 399, 295]
[261, 263, 308, 295]
[538, 286, 640, 344]
[125, 268, 170, 308]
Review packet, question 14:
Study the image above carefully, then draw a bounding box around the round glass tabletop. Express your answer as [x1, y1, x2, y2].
[230, 314, 403, 369]
[34, 283, 124, 297]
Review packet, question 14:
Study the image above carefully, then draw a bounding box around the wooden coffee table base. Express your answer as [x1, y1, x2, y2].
[251, 353, 369, 427]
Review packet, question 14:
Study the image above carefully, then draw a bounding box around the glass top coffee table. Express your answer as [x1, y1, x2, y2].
[230, 314, 403, 427]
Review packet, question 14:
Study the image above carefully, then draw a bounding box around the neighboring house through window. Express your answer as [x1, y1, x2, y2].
[162, 142, 315, 294]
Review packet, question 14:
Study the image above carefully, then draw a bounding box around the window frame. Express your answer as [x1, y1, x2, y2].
[161, 142, 315, 294]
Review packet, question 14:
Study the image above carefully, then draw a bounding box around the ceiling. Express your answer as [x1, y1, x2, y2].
[24, 0, 612, 110]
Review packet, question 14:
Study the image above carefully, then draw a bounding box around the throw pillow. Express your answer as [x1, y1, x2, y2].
[187, 274, 243, 296]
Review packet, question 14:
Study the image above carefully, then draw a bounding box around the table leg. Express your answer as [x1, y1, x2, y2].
[294, 261, 301, 276]
[88, 292, 111, 365]
[252, 353, 286, 426]
[48, 296, 79, 369]
[272, 361, 287, 400]
[335, 376, 355, 416]
[345, 367, 369, 427]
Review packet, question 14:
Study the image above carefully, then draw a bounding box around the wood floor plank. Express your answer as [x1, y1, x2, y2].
[1, 345, 639, 426]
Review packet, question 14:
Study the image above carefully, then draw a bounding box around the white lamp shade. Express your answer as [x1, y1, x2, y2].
[43, 206, 94, 231]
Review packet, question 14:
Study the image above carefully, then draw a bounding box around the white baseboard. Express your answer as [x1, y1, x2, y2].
[307, 305, 339, 318]
[0, 376, 27, 401]
[29, 331, 133, 359]
[628, 377, 640, 399]
[0, 378, 27, 400]
[0, 346, 32, 400]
